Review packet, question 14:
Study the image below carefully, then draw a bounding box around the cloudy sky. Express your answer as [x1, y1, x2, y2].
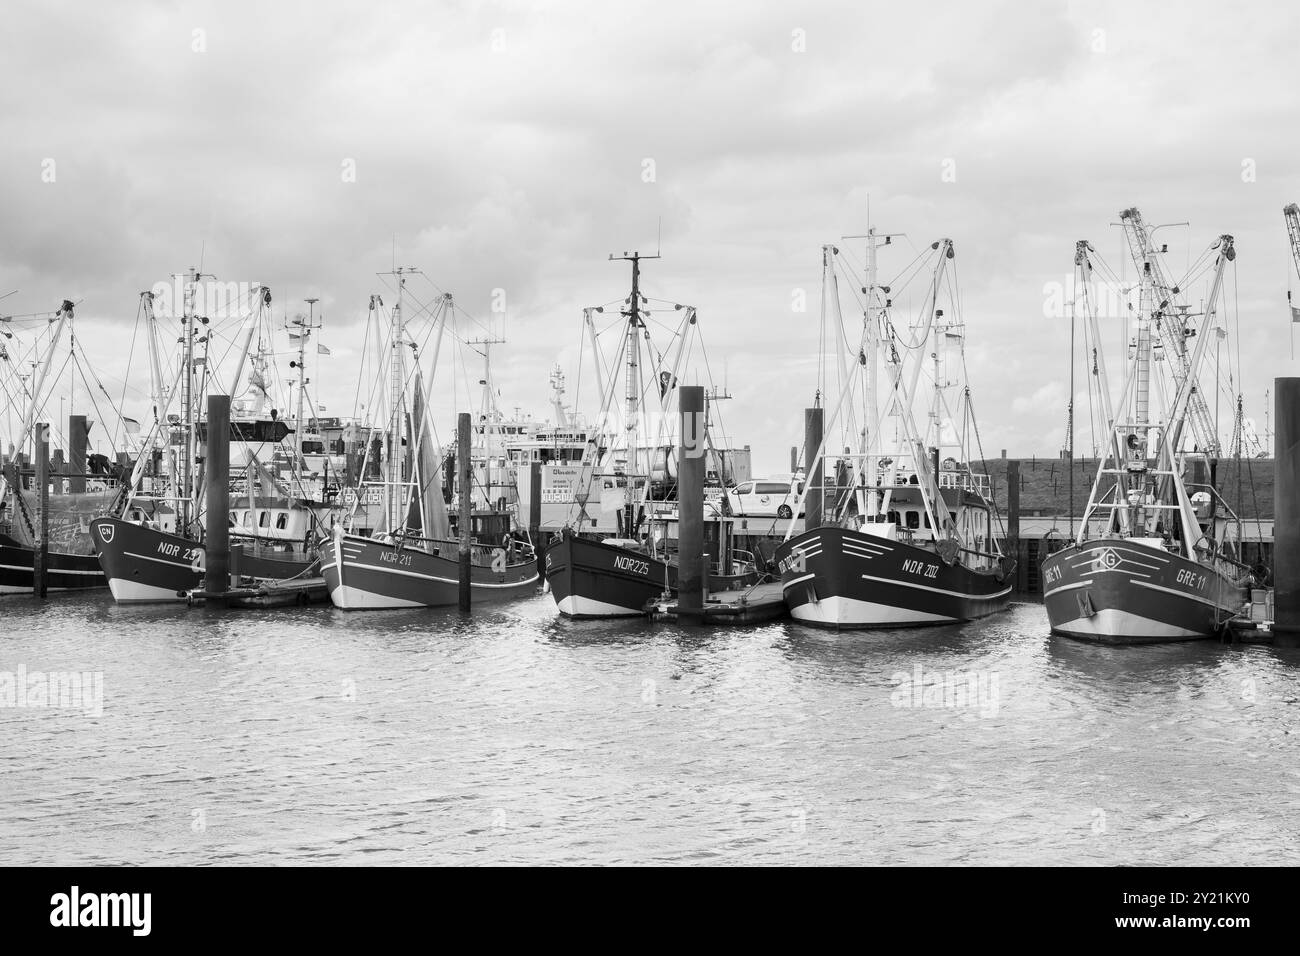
[3, 0, 1298, 472]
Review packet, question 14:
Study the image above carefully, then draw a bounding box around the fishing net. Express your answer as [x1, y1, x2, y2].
[1, 487, 116, 554]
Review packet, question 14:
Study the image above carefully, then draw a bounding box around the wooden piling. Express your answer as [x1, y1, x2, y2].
[1275, 379, 1300, 646]
[205, 395, 231, 602]
[677, 386, 706, 623]
[804, 407, 824, 530]
[528, 461, 542, 543]
[1006, 458, 1022, 592]
[68, 414, 88, 494]
[34, 423, 48, 598]
[458, 412, 471, 612]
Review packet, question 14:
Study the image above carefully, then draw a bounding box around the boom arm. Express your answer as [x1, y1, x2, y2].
[1119, 207, 1219, 454]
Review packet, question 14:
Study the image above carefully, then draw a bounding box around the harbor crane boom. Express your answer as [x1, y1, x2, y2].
[1119, 207, 1219, 455]
[1284, 203, 1300, 286]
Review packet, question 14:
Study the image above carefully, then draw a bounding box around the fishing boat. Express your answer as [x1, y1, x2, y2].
[92, 273, 326, 603]
[1042, 216, 1254, 642]
[3, 450, 125, 595]
[775, 231, 1012, 628]
[92, 494, 324, 603]
[0, 299, 138, 593]
[1, 507, 107, 593]
[542, 253, 756, 618]
[318, 270, 539, 609]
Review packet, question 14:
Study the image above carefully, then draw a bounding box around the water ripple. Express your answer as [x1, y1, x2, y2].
[1, 593, 1297, 864]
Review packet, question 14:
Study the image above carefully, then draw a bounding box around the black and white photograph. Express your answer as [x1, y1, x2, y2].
[0, 0, 1295, 930]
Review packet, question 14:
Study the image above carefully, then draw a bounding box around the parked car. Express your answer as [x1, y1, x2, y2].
[725, 474, 805, 519]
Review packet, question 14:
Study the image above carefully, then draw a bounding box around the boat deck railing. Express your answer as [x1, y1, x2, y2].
[363, 531, 536, 564]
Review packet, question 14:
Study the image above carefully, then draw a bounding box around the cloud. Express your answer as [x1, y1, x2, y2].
[2, 0, 1297, 470]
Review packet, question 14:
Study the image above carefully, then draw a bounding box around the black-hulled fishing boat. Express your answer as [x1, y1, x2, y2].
[0, 300, 131, 594]
[541, 253, 756, 618]
[320, 526, 538, 609]
[775, 232, 1011, 629]
[1043, 218, 1253, 642]
[544, 524, 756, 618]
[92, 273, 327, 603]
[91, 498, 323, 604]
[320, 271, 539, 610]
[0, 533, 104, 593]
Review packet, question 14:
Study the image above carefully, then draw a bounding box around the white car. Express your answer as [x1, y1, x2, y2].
[725, 475, 805, 519]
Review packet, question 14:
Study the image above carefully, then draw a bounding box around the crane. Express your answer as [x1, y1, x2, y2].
[1284, 203, 1300, 295]
[1119, 207, 1220, 455]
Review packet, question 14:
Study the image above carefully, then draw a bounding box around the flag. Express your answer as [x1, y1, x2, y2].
[318, 343, 331, 355]
[288, 331, 302, 340]
[1291, 306, 1300, 323]
[123, 417, 141, 434]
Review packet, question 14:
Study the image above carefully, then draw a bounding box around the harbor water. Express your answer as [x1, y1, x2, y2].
[2, 594, 1298, 865]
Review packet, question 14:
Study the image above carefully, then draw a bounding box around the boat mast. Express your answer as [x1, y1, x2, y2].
[22, 299, 73, 455]
[297, 297, 319, 459]
[609, 250, 659, 536]
[863, 230, 881, 518]
[550, 366, 569, 429]
[898, 241, 954, 538]
[181, 268, 198, 535]
[470, 334, 506, 433]
[838, 227, 900, 520]
[1133, 262, 1153, 436]
[388, 269, 409, 535]
[582, 308, 606, 402]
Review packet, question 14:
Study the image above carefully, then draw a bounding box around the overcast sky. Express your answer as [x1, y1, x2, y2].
[3, 0, 1298, 472]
